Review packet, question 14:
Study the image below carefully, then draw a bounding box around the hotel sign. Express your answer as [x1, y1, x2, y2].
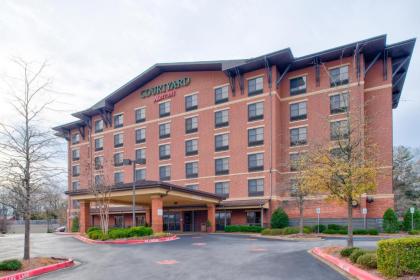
[140, 77, 191, 102]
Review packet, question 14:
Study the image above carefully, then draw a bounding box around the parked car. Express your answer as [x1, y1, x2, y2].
[55, 226, 66, 232]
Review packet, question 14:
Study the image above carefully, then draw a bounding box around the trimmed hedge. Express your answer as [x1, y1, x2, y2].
[260, 227, 303, 236]
[383, 208, 399, 233]
[224, 225, 263, 233]
[87, 226, 153, 240]
[340, 247, 360, 257]
[377, 237, 420, 277]
[312, 224, 326, 233]
[409, 229, 420, 235]
[356, 253, 377, 269]
[349, 249, 366, 263]
[0, 259, 22, 271]
[87, 227, 101, 233]
[270, 208, 289, 229]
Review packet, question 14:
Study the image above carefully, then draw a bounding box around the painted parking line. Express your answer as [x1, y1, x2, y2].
[245, 238, 257, 241]
[192, 242, 207, 246]
[249, 246, 268, 252]
[156, 260, 178, 265]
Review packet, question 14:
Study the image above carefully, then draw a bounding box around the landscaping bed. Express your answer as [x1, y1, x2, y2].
[0, 257, 73, 279]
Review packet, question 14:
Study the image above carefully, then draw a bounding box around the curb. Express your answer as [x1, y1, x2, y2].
[311, 247, 383, 280]
[54, 232, 80, 236]
[0, 259, 74, 280]
[73, 234, 178, 244]
[211, 232, 323, 241]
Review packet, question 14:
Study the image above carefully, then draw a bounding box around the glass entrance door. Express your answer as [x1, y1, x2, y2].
[183, 211, 193, 232]
[163, 212, 181, 231]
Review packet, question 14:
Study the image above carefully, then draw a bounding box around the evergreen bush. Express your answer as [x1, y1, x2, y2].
[270, 208, 289, 229]
[382, 208, 399, 233]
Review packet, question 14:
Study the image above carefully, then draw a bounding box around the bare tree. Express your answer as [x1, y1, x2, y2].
[0, 59, 61, 259]
[42, 181, 67, 232]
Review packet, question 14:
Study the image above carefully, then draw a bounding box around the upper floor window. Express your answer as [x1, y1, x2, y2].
[248, 178, 264, 196]
[185, 139, 198, 156]
[72, 165, 80, 177]
[186, 184, 199, 190]
[135, 128, 146, 144]
[215, 157, 229, 175]
[330, 66, 349, 87]
[290, 76, 307, 95]
[215, 133, 229, 151]
[248, 153, 264, 172]
[159, 101, 170, 117]
[215, 181, 229, 198]
[290, 127, 307, 146]
[290, 101, 307, 121]
[185, 162, 198, 178]
[135, 107, 146, 123]
[248, 127, 264, 146]
[72, 181, 80, 191]
[215, 86, 229, 104]
[248, 102, 264, 121]
[159, 123, 171, 139]
[114, 133, 124, 148]
[185, 116, 198, 134]
[72, 149, 80, 161]
[330, 93, 349, 114]
[159, 165, 171, 181]
[135, 169, 146, 181]
[135, 149, 146, 164]
[95, 175, 104, 186]
[114, 152, 124, 167]
[248, 77, 263, 96]
[71, 133, 80, 145]
[94, 156, 104, 170]
[330, 147, 346, 159]
[289, 153, 299, 172]
[159, 144, 171, 160]
[114, 114, 123, 128]
[114, 172, 124, 185]
[72, 200, 80, 209]
[95, 138, 104, 151]
[185, 94, 198, 111]
[330, 120, 349, 140]
[215, 109, 229, 128]
[95, 119, 104, 133]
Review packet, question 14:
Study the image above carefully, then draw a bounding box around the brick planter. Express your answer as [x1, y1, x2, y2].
[0, 259, 74, 280]
[74, 234, 178, 245]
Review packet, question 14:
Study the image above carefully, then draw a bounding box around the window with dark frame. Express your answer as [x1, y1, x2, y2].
[135, 107, 146, 123]
[95, 175, 104, 185]
[215, 182, 229, 198]
[290, 127, 307, 146]
[159, 165, 171, 181]
[215, 133, 229, 151]
[185, 139, 198, 156]
[185, 184, 199, 190]
[72, 165, 80, 177]
[159, 144, 171, 160]
[94, 119, 104, 133]
[113, 152, 124, 166]
[215, 211, 231, 230]
[135, 149, 146, 164]
[114, 172, 124, 184]
[248, 77, 263, 96]
[185, 162, 198, 178]
[248, 153, 264, 172]
[72, 181, 80, 191]
[72, 149, 80, 161]
[135, 128, 146, 144]
[215, 110, 229, 128]
[330, 93, 349, 114]
[248, 102, 264, 121]
[95, 138, 103, 151]
[159, 123, 170, 139]
[114, 133, 124, 148]
[330, 147, 346, 159]
[94, 156, 103, 170]
[215, 158, 229, 175]
[185, 116, 198, 133]
[290, 153, 299, 171]
[246, 211, 261, 226]
[290, 101, 307, 121]
[329, 66, 349, 87]
[135, 169, 146, 181]
[185, 94, 198, 111]
[159, 101, 170, 117]
[114, 215, 124, 228]
[214, 86, 229, 104]
[330, 120, 349, 140]
[248, 178, 264, 196]
[248, 127, 264, 146]
[114, 114, 123, 128]
[290, 76, 307, 95]
[71, 133, 80, 145]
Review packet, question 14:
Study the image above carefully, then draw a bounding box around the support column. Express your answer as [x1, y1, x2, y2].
[180, 211, 184, 232]
[207, 204, 216, 233]
[79, 200, 90, 234]
[145, 208, 151, 226]
[151, 195, 163, 233]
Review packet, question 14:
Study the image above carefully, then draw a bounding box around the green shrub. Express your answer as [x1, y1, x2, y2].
[87, 227, 101, 233]
[323, 229, 339, 234]
[327, 224, 343, 231]
[303, 226, 312, 234]
[368, 229, 379, 235]
[403, 208, 420, 231]
[108, 228, 129, 239]
[283, 227, 299, 235]
[353, 229, 368, 235]
[224, 225, 263, 233]
[340, 247, 360, 257]
[408, 229, 420, 235]
[312, 224, 326, 233]
[270, 228, 285, 235]
[261, 228, 272, 235]
[382, 208, 399, 233]
[0, 259, 22, 271]
[357, 253, 377, 269]
[377, 237, 420, 277]
[349, 249, 366, 263]
[71, 216, 79, 232]
[88, 229, 102, 240]
[338, 229, 348, 234]
[270, 208, 289, 229]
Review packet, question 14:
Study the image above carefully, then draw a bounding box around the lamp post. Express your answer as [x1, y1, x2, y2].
[316, 207, 321, 234]
[123, 159, 137, 227]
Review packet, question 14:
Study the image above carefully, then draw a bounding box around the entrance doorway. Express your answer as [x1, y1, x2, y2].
[183, 211, 193, 232]
[163, 212, 180, 231]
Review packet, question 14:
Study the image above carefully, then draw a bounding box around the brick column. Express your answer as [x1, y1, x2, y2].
[207, 204, 216, 233]
[145, 208, 151, 226]
[79, 200, 90, 234]
[151, 195, 163, 233]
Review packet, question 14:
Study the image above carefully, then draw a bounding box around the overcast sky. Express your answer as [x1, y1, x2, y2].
[0, 0, 419, 147]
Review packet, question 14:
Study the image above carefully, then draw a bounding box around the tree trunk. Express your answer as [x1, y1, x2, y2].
[347, 197, 353, 248]
[299, 199, 304, 234]
[24, 217, 30, 260]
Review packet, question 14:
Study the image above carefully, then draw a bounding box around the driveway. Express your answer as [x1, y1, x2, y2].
[0, 233, 378, 280]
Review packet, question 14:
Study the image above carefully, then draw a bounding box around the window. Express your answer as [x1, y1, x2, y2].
[290, 179, 298, 196]
[330, 120, 349, 140]
[185, 116, 198, 133]
[94, 119, 104, 133]
[159, 144, 171, 160]
[135, 149, 146, 164]
[215, 110, 229, 128]
[95, 175, 104, 185]
[159, 166, 171, 181]
[95, 138, 103, 151]
[290, 76, 307, 95]
[72, 200, 80, 209]
[216, 211, 231, 230]
[135, 107, 146, 123]
[330, 66, 349, 87]
[135, 128, 146, 144]
[185, 139, 198, 156]
[159, 123, 170, 139]
[248, 153, 264, 172]
[248, 77, 263, 96]
[290, 127, 307, 146]
[94, 156, 103, 170]
[114, 216, 124, 228]
[72, 149, 80, 161]
[186, 184, 198, 190]
[215, 86, 229, 104]
[246, 211, 261, 226]
[215, 158, 229, 175]
[330, 93, 349, 114]
[185, 94, 198, 111]
[71, 133, 80, 145]
[290, 153, 299, 171]
[248, 179, 264, 196]
[72, 181, 80, 191]
[215, 133, 229, 151]
[248, 102, 264, 121]
[248, 127, 264, 146]
[114, 114, 123, 128]
[72, 165, 80, 177]
[159, 101, 170, 117]
[114, 133, 124, 148]
[330, 147, 346, 159]
[135, 169, 146, 181]
[185, 162, 198, 178]
[114, 172, 124, 184]
[114, 152, 124, 166]
[290, 101, 307, 121]
[215, 182, 229, 198]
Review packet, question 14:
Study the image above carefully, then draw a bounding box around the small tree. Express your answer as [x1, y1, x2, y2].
[382, 208, 399, 233]
[271, 208, 289, 229]
[71, 216, 79, 232]
[402, 208, 420, 231]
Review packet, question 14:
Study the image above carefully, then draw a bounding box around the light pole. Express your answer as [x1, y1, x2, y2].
[316, 207, 321, 234]
[410, 207, 415, 231]
[362, 208, 367, 229]
[123, 159, 137, 227]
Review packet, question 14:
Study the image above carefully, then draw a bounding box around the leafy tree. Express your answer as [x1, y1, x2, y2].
[402, 208, 420, 231]
[382, 208, 399, 233]
[271, 207, 289, 229]
[71, 216, 79, 232]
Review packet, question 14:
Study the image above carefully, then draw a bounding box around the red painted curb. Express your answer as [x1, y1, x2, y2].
[0, 259, 74, 280]
[311, 247, 383, 280]
[74, 234, 178, 245]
